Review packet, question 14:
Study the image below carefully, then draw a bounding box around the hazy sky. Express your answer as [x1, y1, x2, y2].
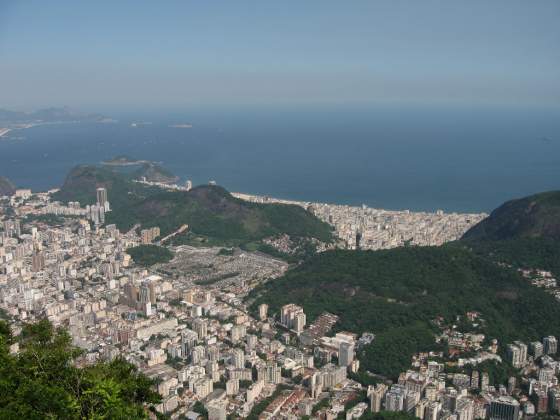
[0, 0, 559, 110]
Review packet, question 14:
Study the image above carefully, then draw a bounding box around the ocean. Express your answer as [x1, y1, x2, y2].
[1, 103, 559, 213]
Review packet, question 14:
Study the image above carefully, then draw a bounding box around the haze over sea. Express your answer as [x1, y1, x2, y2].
[1, 104, 559, 213]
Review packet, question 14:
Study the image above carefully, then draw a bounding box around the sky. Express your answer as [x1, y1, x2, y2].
[0, 0, 559, 110]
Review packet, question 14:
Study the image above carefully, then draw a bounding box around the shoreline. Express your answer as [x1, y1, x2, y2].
[101, 159, 152, 166]
[232, 191, 487, 218]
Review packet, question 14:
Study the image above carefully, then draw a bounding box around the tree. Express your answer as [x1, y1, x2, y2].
[0, 319, 160, 419]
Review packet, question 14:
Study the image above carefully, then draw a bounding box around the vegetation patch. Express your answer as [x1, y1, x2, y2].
[127, 245, 174, 266]
[0, 319, 160, 418]
[251, 246, 560, 378]
[54, 165, 333, 245]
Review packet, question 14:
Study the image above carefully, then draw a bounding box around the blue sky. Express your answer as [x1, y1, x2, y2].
[0, 0, 558, 110]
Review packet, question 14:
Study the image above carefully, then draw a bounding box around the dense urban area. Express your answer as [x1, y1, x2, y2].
[1, 183, 560, 420]
[232, 193, 486, 250]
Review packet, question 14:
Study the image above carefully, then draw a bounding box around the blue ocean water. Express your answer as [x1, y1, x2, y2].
[1, 104, 559, 213]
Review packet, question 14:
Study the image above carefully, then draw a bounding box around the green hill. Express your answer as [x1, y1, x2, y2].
[0, 176, 16, 196]
[101, 156, 179, 184]
[132, 162, 179, 184]
[53, 165, 333, 245]
[250, 246, 560, 378]
[462, 191, 560, 276]
[463, 191, 560, 241]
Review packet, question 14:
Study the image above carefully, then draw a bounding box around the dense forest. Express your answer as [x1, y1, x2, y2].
[250, 245, 560, 378]
[461, 190, 560, 276]
[127, 245, 175, 267]
[463, 237, 560, 278]
[0, 319, 160, 419]
[463, 190, 560, 241]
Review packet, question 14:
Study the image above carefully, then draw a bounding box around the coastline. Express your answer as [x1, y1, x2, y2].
[101, 159, 151, 166]
[232, 191, 487, 218]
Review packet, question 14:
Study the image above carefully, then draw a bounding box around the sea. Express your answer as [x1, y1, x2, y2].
[1, 103, 559, 213]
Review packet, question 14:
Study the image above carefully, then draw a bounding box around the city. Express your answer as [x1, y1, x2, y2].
[2, 2, 559, 419]
[2, 184, 559, 420]
[233, 193, 487, 250]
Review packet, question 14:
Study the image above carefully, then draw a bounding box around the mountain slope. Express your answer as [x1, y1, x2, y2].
[463, 191, 560, 241]
[53, 165, 333, 244]
[250, 246, 560, 377]
[465, 237, 560, 278]
[0, 176, 16, 196]
[462, 191, 560, 276]
[132, 163, 179, 184]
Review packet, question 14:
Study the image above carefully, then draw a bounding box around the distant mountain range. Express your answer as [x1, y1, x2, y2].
[0, 106, 109, 124]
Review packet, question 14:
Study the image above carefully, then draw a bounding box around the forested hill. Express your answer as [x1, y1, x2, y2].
[250, 246, 560, 378]
[463, 190, 560, 241]
[462, 191, 560, 277]
[52, 165, 333, 245]
[132, 162, 179, 184]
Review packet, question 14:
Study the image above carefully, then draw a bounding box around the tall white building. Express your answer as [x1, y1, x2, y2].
[544, 336, 558, 355]
[231, 348, 245, 369]
[96, 187, 110, 212]
[193, 318, 208, 339]
[384, 386, 405, 412]
[96, 187, 107, 206]
[368, 384, 388, 413]
[280, 303, 306, 332]
[339, 341, 355, 367]
[258, 303, 268, 321]
[193, 377, 213, 398]
[294, 312, 306, 333]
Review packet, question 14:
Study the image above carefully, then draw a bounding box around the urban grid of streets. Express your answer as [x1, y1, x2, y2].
[1, 186, 560, 420]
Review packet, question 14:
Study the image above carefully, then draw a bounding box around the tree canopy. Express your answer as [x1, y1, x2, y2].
[0, 319, 160, 419]
[127, 245, 174, 267]
[251, 245, 560, 378]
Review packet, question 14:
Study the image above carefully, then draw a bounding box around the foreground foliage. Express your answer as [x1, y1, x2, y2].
[0, 319, 160, 419]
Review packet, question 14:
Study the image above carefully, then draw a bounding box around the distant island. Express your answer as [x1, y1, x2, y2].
[0, 106, 114, 132]
[101, 155, 151, 166]
[130, 121, 152, 127]
[168, 123, 192, 128]
[100, 156, 179, 185]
